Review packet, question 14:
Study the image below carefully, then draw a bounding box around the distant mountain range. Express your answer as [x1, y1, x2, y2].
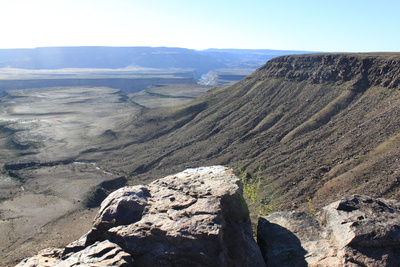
[0, 46, 312, 73]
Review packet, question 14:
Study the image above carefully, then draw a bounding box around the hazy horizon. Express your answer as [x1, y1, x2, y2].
[1, 0, 399, 53]
[0, 45, 315, 52]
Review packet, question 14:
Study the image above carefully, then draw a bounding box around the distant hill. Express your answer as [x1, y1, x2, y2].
[0, 46, 311, 73]
[86, 52, 400, 212]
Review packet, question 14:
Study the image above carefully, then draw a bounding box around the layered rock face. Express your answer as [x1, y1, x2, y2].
[17, 166, 265, 267]
[257, 195, 400, 267]
[259, 53, 400, 89]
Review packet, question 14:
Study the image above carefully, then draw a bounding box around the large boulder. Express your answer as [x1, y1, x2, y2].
[17, 166, 266, 267]
[257, 195, 400, 266]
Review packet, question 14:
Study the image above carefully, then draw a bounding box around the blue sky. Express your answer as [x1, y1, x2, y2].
[1, 0, 399, 52]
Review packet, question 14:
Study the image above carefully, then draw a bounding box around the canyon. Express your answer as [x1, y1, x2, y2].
[1, 52, 400, 265]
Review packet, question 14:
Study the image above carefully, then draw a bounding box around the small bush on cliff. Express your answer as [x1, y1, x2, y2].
[307, 196, 317, 215]
[240, 168, 262, 205]
[239, 168, 282, 235]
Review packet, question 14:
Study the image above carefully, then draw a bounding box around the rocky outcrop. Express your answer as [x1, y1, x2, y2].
[16, 167, 400, 267]
[257, 195, 400, 266]
[17, 166, 265, 267]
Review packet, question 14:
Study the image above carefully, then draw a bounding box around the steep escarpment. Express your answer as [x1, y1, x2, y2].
[86, 53, 400, 213]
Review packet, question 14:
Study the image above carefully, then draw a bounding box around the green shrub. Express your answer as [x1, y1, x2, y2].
[307, 196, 317, 215]
[240, 168, 262, 205]
[239, 168, 284, 237]
[240, 167, 283, 213]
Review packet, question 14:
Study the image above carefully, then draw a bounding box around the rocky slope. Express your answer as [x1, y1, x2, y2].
[86, 53, 400, 213]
